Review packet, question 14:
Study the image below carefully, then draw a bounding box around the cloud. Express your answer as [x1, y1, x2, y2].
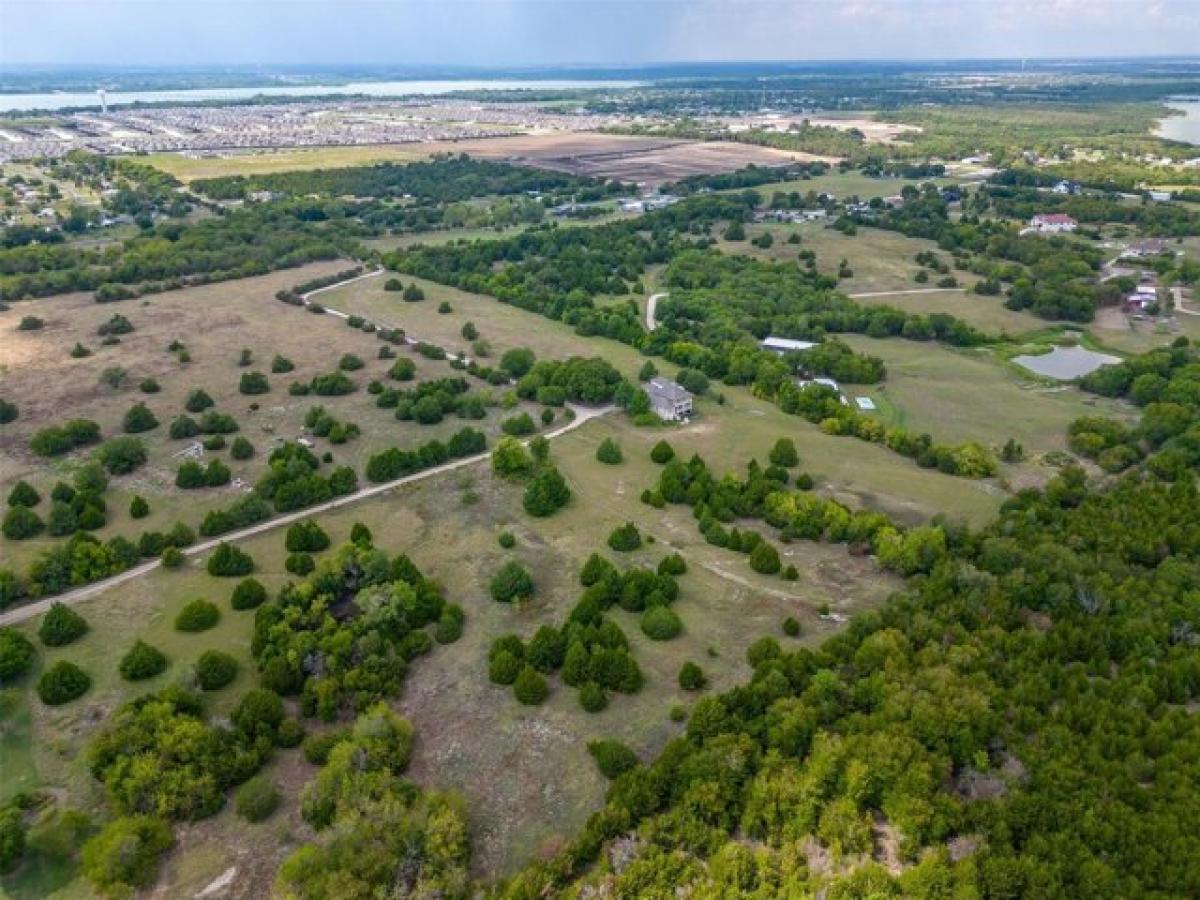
[1, 0, 1197, 67]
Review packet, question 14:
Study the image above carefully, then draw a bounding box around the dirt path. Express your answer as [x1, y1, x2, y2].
[301, 267, 383, 301]
[847, 287, 966, 299]
[0, 404, 614, 627]
[645, 292, 667, 331]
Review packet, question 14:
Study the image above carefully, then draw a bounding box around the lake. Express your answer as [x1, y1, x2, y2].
[1013, 345, 1121, 381]
[1156, 99, 1200, 146]
[0, 79, 641, 113]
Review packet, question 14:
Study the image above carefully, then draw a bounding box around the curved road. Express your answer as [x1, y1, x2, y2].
[645, 292, 667, 331]
[0, 404, 614, 627]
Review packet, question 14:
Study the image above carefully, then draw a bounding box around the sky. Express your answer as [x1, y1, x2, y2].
[2, 0, 1199, 68]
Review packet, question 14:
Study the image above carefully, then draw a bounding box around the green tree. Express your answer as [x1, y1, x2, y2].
[490, 560, 534, 603]
[119, 640, 169, 681]
[38, 602, 88, 647]
[596, 438, 623, 464]
[81, 816, 173, 895]
[37, 660, 91, 705]
[513, 666, 549, 705]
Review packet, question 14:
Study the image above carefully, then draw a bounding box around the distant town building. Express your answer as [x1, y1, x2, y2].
[855, 396, 877, 411]
[1052, 180, 1081, 195]
[1029, 213, 1078, 234]
[1123, 239, 1169, 259]
[644, 377, 693, 422]
[1147, 190, 1172, 203]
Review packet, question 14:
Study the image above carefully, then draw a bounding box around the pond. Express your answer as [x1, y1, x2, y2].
[1013, 345, 1121, 380]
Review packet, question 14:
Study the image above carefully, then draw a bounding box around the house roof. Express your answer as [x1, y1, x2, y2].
[645, 378, 692, 402]
[1031, 213, 1077, 225]
[761, 336, 818, 352]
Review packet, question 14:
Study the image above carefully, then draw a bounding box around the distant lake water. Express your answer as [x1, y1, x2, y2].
[1156, 99, 1200, 146]
[0, 79, 641, 113]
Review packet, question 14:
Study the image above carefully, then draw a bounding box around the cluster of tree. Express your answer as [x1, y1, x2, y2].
[276, 703, 471, 898]
[1071, 337, 1200, 479]
[488, 550, 686, 711]
[662, 161, 831, 195]
[860, 186, 1108, 321]
[490, 435, 572, 516]
[375, 375, 481, 424]
[503, 456, 1200, 898]
[0, 195, 368, 302]
[303, 405, 360, 444]
[364, 427, 486, 483]
[192, 153, 624, 205]
[252, 541, 463, 721]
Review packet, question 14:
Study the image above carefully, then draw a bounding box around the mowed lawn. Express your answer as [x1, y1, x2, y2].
[0, 264, 548, 573]
[725, 170, 955, 203]
[839, 335, 1133, 456]
[0, 407, 899, 894]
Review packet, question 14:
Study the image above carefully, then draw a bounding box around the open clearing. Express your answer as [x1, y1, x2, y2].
[0, 264, 550, 573]
[840, 336, 1133, 456]
[146, 132, 826, 186]
[0, 407, 898, 894]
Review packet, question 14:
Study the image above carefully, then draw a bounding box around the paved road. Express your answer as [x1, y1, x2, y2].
[645, 292, 667, 331]
[0, 404, 614, 627]
[847, 287, 966, 299]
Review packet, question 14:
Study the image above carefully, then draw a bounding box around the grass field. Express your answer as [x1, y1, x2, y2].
[717, 220, 981, 296]
[840, 335, 1133, 457]
[848, 288, 1053, 337]
[0, 405, 900, 894]
[0, 264, 549, 573]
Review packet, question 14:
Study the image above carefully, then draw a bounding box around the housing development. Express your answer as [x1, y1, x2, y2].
[1, 18, 1200, 900]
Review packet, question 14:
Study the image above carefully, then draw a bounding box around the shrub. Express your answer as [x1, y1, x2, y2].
[0, 399, 17, 425]
[679, 661, 707, 691]
[434, 609, 464, 644]
[206, 542, 253, 577]
[498, 531, 516, 549]
[640, 605, 683, 641]
[234, 775, 280, 822]
[579, 682, 608, 712]
[388, 358, 416, 381]
[338, 353, 364, 372]
[120, 403, 157, 434]
[230, 577, 267, 611]
[37, 660, 91, 705]
[239, 371, 270, 394]
[18, 315, 44, 331]
[119, 640, 168, 681]
[490, 560, 534, 602]
[501, 412, 536, 436]
[285, 519, 330, 553]
[38, 602, 88, 647]
[522, 466, 570, 517]
[195, 650, 238, 690]
[783, 564, 799, 581]
[595, 438, 623, 465]
[749, 541, 782, 575]
[174, 599, 219, 632]
[488, 650, 522, 685]
[2, 506, 44, 540]
[129, 495, 150, 519]
[384, 277, 403, 292]
[657, 553, 687, 576]
[169, 415, 200, 439]
[0, 628, 35, 681]
[513, 666, 549, 705]
[783, 616, 802, 637]
[769, 437, 800, 467]
[587, 739, 638, 779]
[96, 435, 148, 474]
[650, 440, 675, 464]
[81, 816, 173, 895]
[7, 480, 39, 508]
[271, 354, 295, 373]
[403, 283, 425, 302]
[607, 521, 643, 552]
[231, 687, 285, 741]
[230, 436, 254, 460]
[277, 718, 305, 748]
[285, 552, 315, 576]
[161, 546, 186, 568]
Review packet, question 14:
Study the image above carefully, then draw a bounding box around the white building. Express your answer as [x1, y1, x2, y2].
[644, 378, 693, 422]
[1029, 213, 1078, 234]
[760, 336, 818, 354]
